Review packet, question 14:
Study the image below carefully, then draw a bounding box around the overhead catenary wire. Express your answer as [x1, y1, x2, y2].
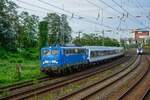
[86, 0, 128, 31]
[87, 0, 129, 31]
[38, 0, 99, 20]
[135, 0, 146, 11]
[97, 0, 123, 15]
[15, 0, 116, 30]
[38, 0, 72, 15]
[39, 0, 135, 32]
[15, 0, 146, 32]
[135, 0, 150, 27]
[111, 0, 147, 28]
[86, 0, 119, 19]
[18, 6, 47, 14]
[97, 0, 147, 29]
[16, 0, 62, 15]
[37, 0, 117, 29]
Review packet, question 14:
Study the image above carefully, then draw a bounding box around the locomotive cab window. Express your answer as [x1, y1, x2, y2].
[43, 49, 51, 56]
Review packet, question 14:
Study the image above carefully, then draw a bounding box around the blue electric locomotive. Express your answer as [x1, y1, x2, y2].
[41, 45, 87, 73]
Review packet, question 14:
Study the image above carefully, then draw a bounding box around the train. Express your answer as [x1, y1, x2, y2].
[136, 47, 143, 54]
[40, 45, 125, 74]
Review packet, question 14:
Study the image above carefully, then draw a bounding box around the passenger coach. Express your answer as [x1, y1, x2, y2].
[84, 46, 124, 63]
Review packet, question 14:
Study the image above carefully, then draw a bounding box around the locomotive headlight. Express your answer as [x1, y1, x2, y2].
[51, 60, 58, 64]
[43, 60, 58, 64]
[43, 60, 49, 64]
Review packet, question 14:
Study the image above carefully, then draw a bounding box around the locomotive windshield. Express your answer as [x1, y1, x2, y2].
[42, 49, 58, 56]
[43, 49, 51, 56]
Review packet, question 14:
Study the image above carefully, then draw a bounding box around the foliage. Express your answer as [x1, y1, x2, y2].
[73, 33, 120, 46]
[44, 13, 61, 44]
[0, 47, 8, 59]
[44, 13, 72, 45]
[60, 14, 72, 44]
[21, 48, 39, 60]
[18, 11, 39, 48]
[0, 58, 44, 85]
[0, 1, 72, 50]
[144, 39, 150, 48]
[0, 48, 44, 85]
[0, 0, 19, 50]
[39, 21, 48, 49]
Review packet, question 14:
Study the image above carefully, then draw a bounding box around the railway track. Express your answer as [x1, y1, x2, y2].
[118, 56, 150, 100]
[0, 76, 51, 93]
[58, 55, 141, 100]
[0, 55, 134, 100]
[143, 89, 150, 100]
[142, 89, 150, 100]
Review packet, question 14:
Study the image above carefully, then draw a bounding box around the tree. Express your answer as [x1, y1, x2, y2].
[60, 14, 72, 44]
[44, 13, 61, 45]
[73, 33, 119, 46]
[18, 11, 39, 48]
[44, 13, 72, 45]
[0, 0, 19, 50]
[39, 21, 48, 49]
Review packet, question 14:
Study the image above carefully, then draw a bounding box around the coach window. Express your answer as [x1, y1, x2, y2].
[100, 51, 104, 56]
[115, 50, 118, 53]
[91, 51, 94, 58]
[94, 51, 97, 57]
[103, 51, 106, 55]
[107, 50, 109, 55]
[120, 50, 123, 53]
[98, 51, 101, 56]
[96, 51, 99, 57]
[109, 50, 113, 55]
[105, 51, 108, 55]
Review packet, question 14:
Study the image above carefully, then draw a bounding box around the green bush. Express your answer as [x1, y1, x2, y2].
[21, 48, 39, 60]
[17, 58, 24, 63]
[0, 47, 43, 85]
[0, 48, 8, 59]
[9, 59, 16, 63]
[9, 53, 21, 58]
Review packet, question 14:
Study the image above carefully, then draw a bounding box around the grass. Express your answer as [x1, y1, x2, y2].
[0, 48, 46, 86]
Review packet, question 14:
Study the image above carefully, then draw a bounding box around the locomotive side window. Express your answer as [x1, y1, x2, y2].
[51, 49, 58, 55]
[78, 49, 85, 54]
[64, 48, 86, 55]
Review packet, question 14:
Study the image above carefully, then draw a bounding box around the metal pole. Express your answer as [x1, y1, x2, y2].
[79, 31, 81, 41]
[102, 30, 104, 46]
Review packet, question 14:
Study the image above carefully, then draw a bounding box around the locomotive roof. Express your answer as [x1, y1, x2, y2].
[42, 46, 85, 49]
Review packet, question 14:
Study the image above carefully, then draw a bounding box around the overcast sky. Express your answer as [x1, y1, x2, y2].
[12, 0, 150, 40]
